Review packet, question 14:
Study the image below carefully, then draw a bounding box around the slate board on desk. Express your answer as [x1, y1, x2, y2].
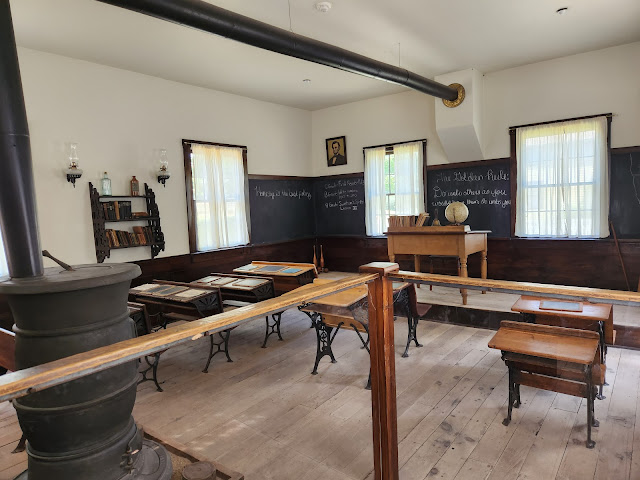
[426, 160, 512, 237]
[609, 151, 640, 238]
[314, 174, 366, 236]
[248, 178, 315, 244]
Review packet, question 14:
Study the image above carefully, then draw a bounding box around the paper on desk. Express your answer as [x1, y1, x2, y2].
[176, 289, 207, 298]
[132, 283, 157, 291]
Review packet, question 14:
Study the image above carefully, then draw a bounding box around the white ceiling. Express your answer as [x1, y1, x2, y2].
[10, 0, 640, 110]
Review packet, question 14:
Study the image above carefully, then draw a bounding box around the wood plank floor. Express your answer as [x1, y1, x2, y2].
[1, 310, 640, 479]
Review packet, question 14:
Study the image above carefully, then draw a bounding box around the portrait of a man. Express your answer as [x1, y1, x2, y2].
[326, 136, 347, 167]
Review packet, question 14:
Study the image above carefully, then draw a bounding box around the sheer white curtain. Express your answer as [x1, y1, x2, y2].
[394, 141, 424, 215]
[0, 228, 7, 277]
[191, 144, 249, 250]
[364, 146, 387, 236]
[515, 116, 609, 238]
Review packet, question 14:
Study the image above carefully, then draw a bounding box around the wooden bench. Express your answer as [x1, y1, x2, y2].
[0, 327, 26, 453]
[489, 321, 601, 448]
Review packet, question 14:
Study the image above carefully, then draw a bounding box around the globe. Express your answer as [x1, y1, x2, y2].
[444, 201, 469, 225]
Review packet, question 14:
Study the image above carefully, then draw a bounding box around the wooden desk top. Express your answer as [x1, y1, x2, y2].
[488, 321, 599, 365]
[233, 261, 317, 277]
[297, 279, 409, 310]
[193, 274, 271, 291]
[130, 282, 214, 303]
[385, 226, 490, 236]
[512, 295, 612, 321]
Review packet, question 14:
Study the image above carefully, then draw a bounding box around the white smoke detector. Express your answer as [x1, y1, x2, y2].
[315, 2, 332, 13]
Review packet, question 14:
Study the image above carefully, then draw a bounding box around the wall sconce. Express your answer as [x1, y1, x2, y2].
[157, 149, 170, 187]
[65, 143, 83, 187]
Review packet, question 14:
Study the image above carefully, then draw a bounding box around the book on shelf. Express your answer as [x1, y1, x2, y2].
[388, 213, 429, 228]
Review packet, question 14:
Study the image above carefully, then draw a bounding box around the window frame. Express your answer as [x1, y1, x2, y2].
[509, 114, 612, 239]
[182, 139, 251, 253]
[363, 139, 427, 237]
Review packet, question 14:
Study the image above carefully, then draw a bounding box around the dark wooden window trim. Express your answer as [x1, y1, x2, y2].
[182, 139, 250, 254]
[362, 139, 428, 237]
[509, 114, 613, 239]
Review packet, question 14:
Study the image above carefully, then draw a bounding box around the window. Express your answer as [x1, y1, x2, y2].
[183, 140, 250, 252]
[0, 229, 7, 277]
[515, 116, 609, 238]
[365, 140, 425, 236]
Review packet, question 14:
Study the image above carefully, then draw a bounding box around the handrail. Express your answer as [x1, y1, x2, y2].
[390, 271, 640, 306]
[0, 274, 377, 403]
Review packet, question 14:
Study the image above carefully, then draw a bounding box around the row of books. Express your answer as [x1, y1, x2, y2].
[388, 213, 430, 227]
[106, 226, 155, 248]
[102, 201, 133, 221]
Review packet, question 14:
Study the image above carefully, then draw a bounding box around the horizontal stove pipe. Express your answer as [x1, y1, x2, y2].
[0, 0, 44, 278]
[96, 0, 459, 101]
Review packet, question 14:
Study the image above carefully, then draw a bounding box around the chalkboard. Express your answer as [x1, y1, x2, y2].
[314, 175, 366, 236]
[248, 178, 315, 244]
[426, 160, 511, 237]
[610, 151, 640, 238]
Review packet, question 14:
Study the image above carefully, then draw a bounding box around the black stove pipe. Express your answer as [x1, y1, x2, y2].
[96, 0, 459, 102]
[0, 0, 43, 279]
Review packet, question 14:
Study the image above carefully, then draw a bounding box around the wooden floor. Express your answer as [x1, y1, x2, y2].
[1, 309, 640, 479]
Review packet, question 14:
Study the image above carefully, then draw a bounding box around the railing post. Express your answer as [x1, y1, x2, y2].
[360, 262, 399, 480]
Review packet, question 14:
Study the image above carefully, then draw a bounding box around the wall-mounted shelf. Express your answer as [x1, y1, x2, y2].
[89, 182, 165, 263]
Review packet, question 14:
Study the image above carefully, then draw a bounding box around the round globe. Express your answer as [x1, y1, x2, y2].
[444, 201, 469, 225]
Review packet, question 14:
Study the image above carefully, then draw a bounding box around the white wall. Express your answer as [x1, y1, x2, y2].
[18, 48, 311, 266]
[310, 90, 448, 176]
[311, 42, 640, 169]
[483, 42, 640, 158]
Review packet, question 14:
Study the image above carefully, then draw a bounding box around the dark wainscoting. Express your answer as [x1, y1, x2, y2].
[317, 236, 640, 291]
[132, 237, 316, 287]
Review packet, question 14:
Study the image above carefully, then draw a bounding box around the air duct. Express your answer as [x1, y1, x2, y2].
[96, 0, 461, 103]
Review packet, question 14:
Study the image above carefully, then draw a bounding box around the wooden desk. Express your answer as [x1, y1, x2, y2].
[233, 261, 317, 295]
[489, 321, 600, 448]
[192, 273, 280, 347]
[385, 227, 489, 304]
[129, 281, 231, 376]
[297, 279, 422, 388]
[511, 295, 613, 399]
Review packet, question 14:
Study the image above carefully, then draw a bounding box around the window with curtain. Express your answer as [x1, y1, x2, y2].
[515, 116, 609, 238]
[365, 140, 425, 236]
[183, 141, 250, 252]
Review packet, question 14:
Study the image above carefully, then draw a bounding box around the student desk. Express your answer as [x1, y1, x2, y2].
[233, 261, 317, 295]
[385, 227, 489, 305]
[128, 281, 232, 385]
[489, 321, 600, 448]
[297, 279, 423, 388]
[192, 273, 281, 348]
[511, 295, 613, 398]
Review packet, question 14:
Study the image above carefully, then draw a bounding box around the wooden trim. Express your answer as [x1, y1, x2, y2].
[510, 133, 517, 237]
[426, 157, 509, 172]
[182, 142, 197, 253]
[390, 272, 640, 306]
[363, 138, 427, 151]
[508, 113, 613, 132]
[182, 139, 248, 151]
[182, 140, 250, 253]
[314, 172, 364, 179]
[0, 274, 378, 403]
[248, 174, 312, 180]
[611, 145, 640, 154]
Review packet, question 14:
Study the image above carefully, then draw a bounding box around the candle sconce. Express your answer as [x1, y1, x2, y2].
[157, 149, 170, 187]
[65, 143, 83, 187]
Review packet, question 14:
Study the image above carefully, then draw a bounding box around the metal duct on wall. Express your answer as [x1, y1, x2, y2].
[96, 0, 460, 102]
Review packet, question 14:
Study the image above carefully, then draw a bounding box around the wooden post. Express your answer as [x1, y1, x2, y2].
[359, 262, 399, 480]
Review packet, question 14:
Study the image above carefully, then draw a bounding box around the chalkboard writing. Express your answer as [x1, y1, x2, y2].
[610, 151, 640, 238]
[426, 160, 511, 237]
[248, 178, 315, 244]
[314, 175, 366, 236]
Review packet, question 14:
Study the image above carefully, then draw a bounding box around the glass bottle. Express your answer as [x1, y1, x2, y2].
[130, 176, 140, 196]
[101, 172, 112, 196]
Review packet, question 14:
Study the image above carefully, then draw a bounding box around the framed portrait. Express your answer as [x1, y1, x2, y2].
[326, 136, 347, 167]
